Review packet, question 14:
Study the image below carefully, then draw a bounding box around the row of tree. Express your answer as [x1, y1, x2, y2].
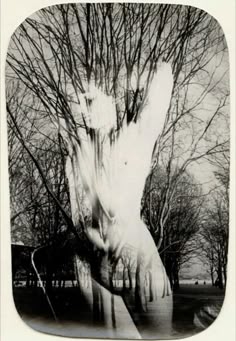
[7, 3, 229, 291]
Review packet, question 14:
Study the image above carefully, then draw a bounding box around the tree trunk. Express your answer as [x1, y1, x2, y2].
[128, 267, 133, 290]
[165, 261, 173, 289]
[91, 256, 116, 336]
[135, 256, 147, 312]
[73, 255, 81, 293]
[170, 258, 179, 291]
[217, 255, 224, 289]
[173, 269, 180, 290]
[149, 271, 154, 301]
[210, 267, 215, 286]
[123, 267, 127, 291]
[223, 265, 227, 286]
[91, 279, 104, 322]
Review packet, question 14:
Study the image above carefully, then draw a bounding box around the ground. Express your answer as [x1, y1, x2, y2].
[173, 284, 225, 337]
[12, 283, 225, 339]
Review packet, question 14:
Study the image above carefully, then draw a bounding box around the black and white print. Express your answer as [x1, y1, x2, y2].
[6, 3, 229, 339]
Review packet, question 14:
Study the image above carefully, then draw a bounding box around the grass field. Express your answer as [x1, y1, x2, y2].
[12, 283, 225, 339]
[173, 284, 225, 337]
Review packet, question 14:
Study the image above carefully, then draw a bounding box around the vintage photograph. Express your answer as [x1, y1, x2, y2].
[6, 2, 229, 339]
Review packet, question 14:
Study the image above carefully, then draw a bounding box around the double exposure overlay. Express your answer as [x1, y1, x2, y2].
[6, 3, 229, 339]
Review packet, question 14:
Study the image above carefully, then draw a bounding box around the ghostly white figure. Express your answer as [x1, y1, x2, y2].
[59, 63, 174, 337]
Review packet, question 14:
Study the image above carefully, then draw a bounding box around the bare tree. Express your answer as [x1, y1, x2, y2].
[6, 3, 229, 338]
[142, 169, 203, 288]
[199, 165, 229, 288]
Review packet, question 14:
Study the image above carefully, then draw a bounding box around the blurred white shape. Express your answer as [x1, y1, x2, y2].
[61, 63, 173, 298]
